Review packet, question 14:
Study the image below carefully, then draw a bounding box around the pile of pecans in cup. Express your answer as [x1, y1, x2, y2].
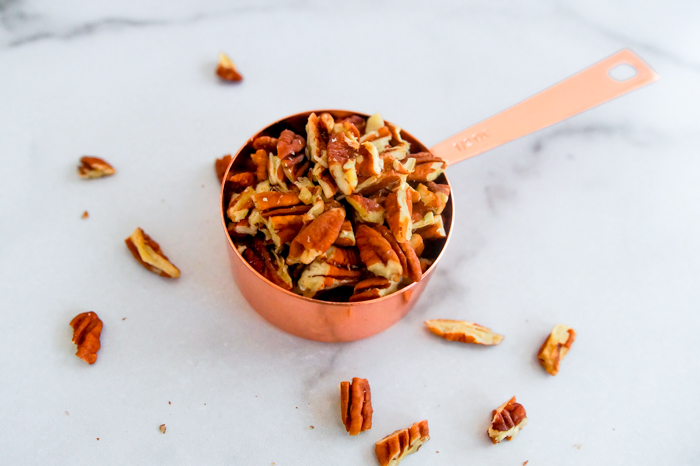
[221, 112, 452, 301]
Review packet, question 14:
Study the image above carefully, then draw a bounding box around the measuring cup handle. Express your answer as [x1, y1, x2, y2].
[431, 49, 659, 166]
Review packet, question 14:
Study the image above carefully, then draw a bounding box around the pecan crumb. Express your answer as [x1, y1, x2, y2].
[310, 426, 314, 429]
[216, 154, 233, 182]
[125, 227, 181, 278]
[216, 52, 243, 82]
[70, 312, 102, 364]
[159, 424, 166, 434]
[375, 420, 429, 466]
[425, 319, 504, 345]
[82, 211, 89, 219]
[168, 401, 171, 405]
[339, 377, 372, 435]
[78, 156, 115, 179]
[537, 324, 576, 375]
[488, 397, 527, 444]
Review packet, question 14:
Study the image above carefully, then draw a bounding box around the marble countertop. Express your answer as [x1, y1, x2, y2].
[2, 0, 699, 464]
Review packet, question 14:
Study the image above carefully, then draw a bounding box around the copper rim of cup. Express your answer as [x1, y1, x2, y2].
[219, 109, 455, 307]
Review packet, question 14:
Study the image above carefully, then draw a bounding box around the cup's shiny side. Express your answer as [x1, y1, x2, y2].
[220, 109, 453, 342]
[227, 244, 437, 342]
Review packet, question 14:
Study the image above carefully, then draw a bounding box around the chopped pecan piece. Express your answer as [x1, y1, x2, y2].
[297, 260, 362, 297]
[306, 112, 333, 166]
[287, 207, 346, 265]
[125, 227, 181, 278]
[349, 277, 398, 302]
[356, 142, 383, 177]
[82, 211, 89, 220]
[227, 172, 256, 192]
[415, 215, 446, 239]
[375, 420, 430, 466]
[265, 214, 305, 247]
[385, 183, 413, 242]
[312, 163, 339, 198]
[227, 186, 256, 222]
[251, 149, 268, 182]
[340, 377, 373, 435]
[407, 153, 445, 182]
[416, 182, 450, 215]
[334, 220, 356, 247]
[327, 132, 359, 195]
[346, 194, 385, 224]
[409, 233, 424, 257]
[537, 324, 576, 376]
[321, 245, 361, 268]
[488, 397, 527, 444]
[159, 424, 166, 434]
[254, 191, 302, 213]
[216, 52, 243, 82]
[215, 154, 233, 182]
[77, 156, 115, 179]
[425, 319, 504, 345]
[70, 312, 103, 364]
[355, 224, 402, 282]
[277, 129, 306, 161]
[398, 240, 422, 283]
[419, 257, 433, 273]
[355, 171, 402, 195]
[336, 114, 366, 135]
[252, 135, 278, 152]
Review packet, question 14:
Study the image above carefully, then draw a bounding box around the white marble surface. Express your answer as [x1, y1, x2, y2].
[2, 0, 700, 464]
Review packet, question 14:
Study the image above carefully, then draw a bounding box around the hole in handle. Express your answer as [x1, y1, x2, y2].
[608, 63, 638, 81]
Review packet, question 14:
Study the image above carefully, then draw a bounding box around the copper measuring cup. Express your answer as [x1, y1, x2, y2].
[220, 49, 658, 342]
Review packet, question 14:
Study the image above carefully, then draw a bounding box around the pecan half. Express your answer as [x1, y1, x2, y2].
[375, 420, 430, 466]
[537, 324, 576, 376]
[339, 377, 373, 435]
[488, 397, 527, 444]
[355, 224, 402, 282]
[215, 154, 232, 182]
[125, 228, 181, 278]
[277, 129, 306, 161]
[287, 207, 346, 265]
[349, 277, 398, 302]
[334, 220, 356, 247]
[70, 312, 103, 364]
[216, 52, 243, 82]
[78, 156, 116, 179]
[425, 319, 504, 345]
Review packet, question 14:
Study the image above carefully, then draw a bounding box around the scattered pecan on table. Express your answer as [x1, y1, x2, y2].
[375, 420, 430, 466]
[70, 312, 103, 364]
[216, 52, 243, 82]
[77, 156, 115, 179]
[125, 227, 181, 278]
[488, 397, 527, 444]
[339, 377, 372, 435]
[222, 112, 451, 301]
[424, 319, 504, 346]
[215, 154, 233, 182]
[537, 324, 576, 375]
